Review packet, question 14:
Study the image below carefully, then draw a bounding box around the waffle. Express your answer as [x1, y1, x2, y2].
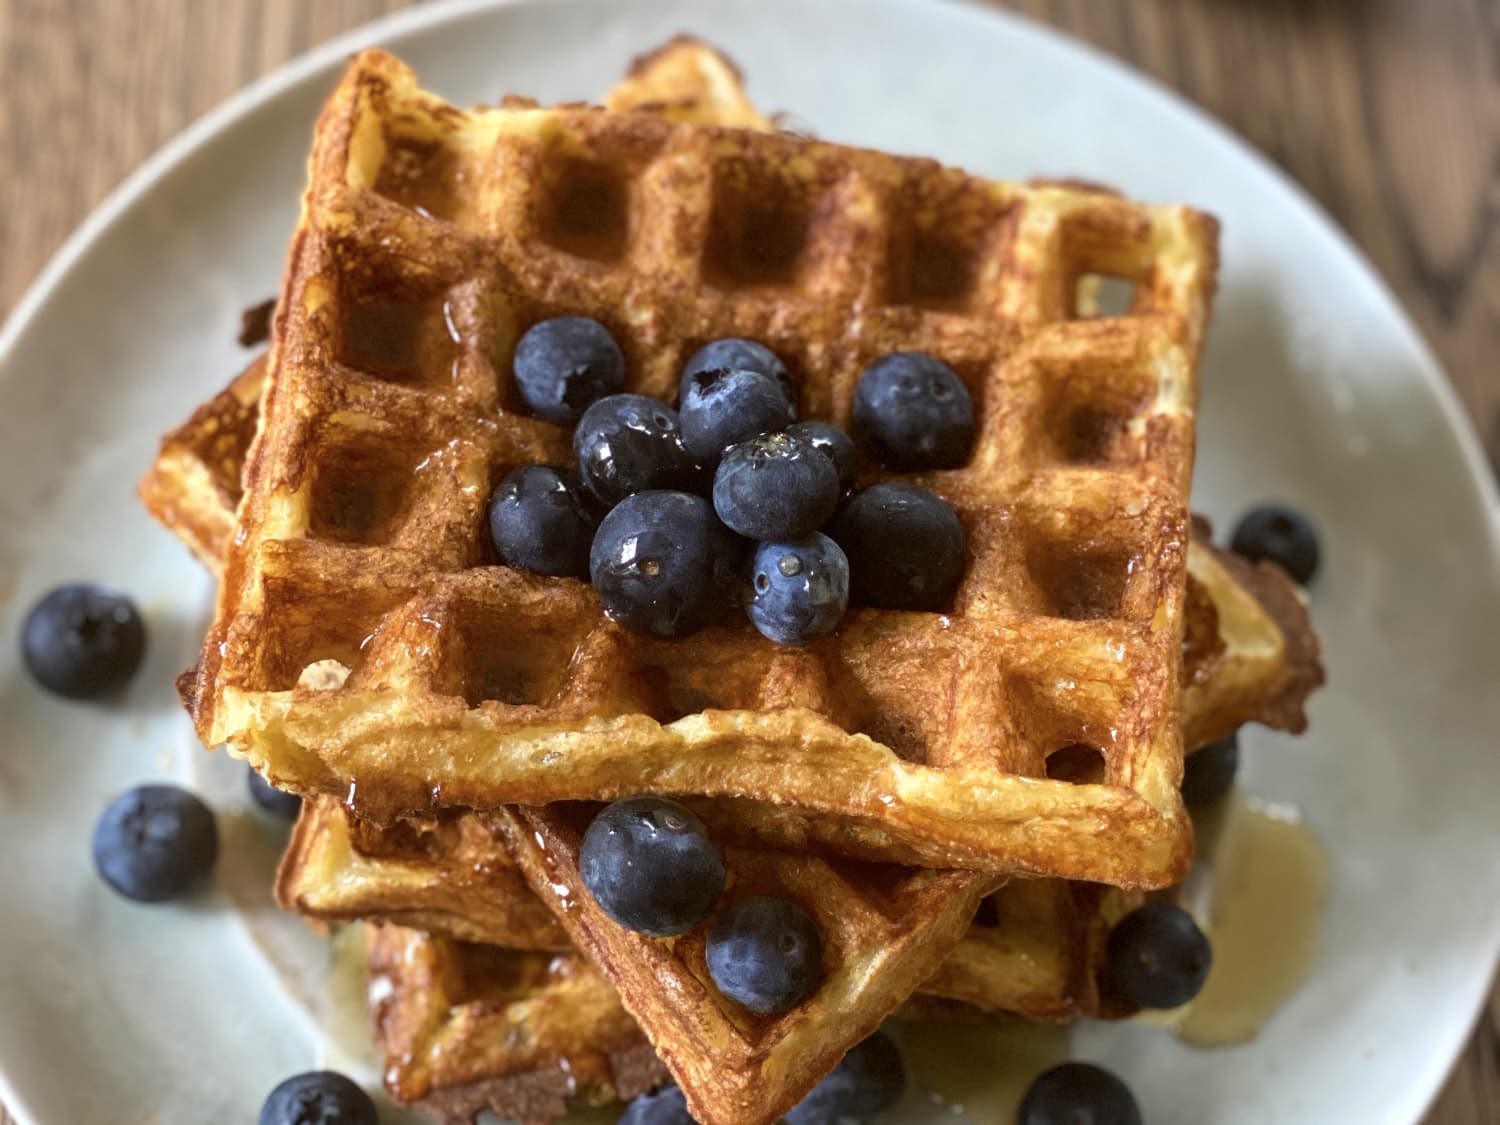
[367, 922, 668, 1125]
[147, 356, 1319, 763]
[270, 530, 1317, 1037]
[183, 49, 1218, 889]
[139, 354, 265, 576]
[136, 36, 766, 583]
[277, 798, 564, 949]
[604, 35, 772, 130]
[143, 46, 1235, 1124]
[142, 448, 1321, 1103]
[150, 47, 992, 1125]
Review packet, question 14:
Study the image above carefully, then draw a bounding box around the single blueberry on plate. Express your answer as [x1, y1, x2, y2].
[488, 464, 599, 578]
[619, 1084, 695, 1125]
[580, 796, 725, 936]
[1181, 733, 1238, 808]
[512, 316, 625, 424]
[93, 784, 218, 903]
[787, 421, 857, 492]
[851, 351, 974, 470]
[784, 1031, 905, 1125]
[574, 394, 702, 506]
[712, 432, 840, 541]
[589, 490, 738, 637]
[680, 337, 795, 408]
[829, 483, 966, 611]
[258, 1070, 377, 1125]
[707, 896, 823, 1015]
[1230, 504, 1320, 585]
[747, 534, 849, 646]
[22, 583, 147, 699]
[247, 767, 302, 820]
[1107, 902, 1213, 1009]
[679, 367, 795, 464]
[1018, 1062, 1142, 1125]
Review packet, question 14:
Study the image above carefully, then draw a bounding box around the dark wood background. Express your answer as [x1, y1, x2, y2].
[0, 1, 1495, 1122]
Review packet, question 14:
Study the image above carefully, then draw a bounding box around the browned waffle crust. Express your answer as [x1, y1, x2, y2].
[278, 802, 566, 949]
[187, 50, 1218, 891]
[368, 923, 668, 1125]
[138, 44, 1254, 1125]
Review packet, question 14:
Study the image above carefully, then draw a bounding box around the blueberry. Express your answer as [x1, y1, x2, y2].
[681, 338, 795, 408]
[1018, 1062, 1142, 1125]
[1107, 902, 1212, 1009]
[590, 491, 738, 637]
[574, 394, 702, 506]
[1181, 733, 1238, 808]
[852, 352, 974, 470]
[92, 785, 218, 903]
[22, 584, 146, 700]
[620, 1084, 695, 1125]
[512, 316, 625, 424]
[828, 483, 966, 611]
[1230, 504, 1320, 584]
[488, 465, 599, 578]
[259, 1070, 377, 1125]
[748, 535, 848, 646]
[580, 797, 725, 936]
[247, 767, 302, 820]
[784, 1031, 905, 1125]
[787, 421, 857, 492]
[712, 433, 840, 540]
[679, 368, 795, 464]
[707, 896, 822, 1015]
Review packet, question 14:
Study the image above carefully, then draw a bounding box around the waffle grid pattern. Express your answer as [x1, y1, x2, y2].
[367, 923, 666, 1125]
[192, 51, 1218, 884]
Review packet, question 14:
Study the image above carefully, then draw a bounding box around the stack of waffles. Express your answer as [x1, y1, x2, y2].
[139, 39, 1323, 1125]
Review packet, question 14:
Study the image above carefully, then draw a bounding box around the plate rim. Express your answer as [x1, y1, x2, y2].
[1, 1, 1496, 1122]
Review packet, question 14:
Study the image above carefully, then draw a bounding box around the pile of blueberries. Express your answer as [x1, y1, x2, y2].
[494, 317, 974, 645]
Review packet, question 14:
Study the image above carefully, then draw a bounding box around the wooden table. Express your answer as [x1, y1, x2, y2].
[0, 1, 1494, 1122]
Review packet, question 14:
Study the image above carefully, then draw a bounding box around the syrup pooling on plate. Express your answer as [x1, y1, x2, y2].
[901, 1016, 1068, 1123]
[323, 923, 385, 1075]
[1176, 794, 1330, 1046]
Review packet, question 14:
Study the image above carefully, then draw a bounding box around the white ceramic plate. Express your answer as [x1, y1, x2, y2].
[2, 1, 1498, 1122]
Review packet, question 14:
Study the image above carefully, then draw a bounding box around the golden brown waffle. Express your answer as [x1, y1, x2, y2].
[271, 535, 1318, 1037]
[145, 360, 1319, 766]
[143, 381, 1323, 1122]
[151, 48, 992, 1125]
[492, 805, 988, 1125]
[138, 355, 265, 577]
[604, 36, 772, 130]
[143, 41, 1242, 1122]
[145, 350, 1319, 1030]
[277, 798, 565, 949]
[136, 36, 765, 582]
[135, 50, 1308, 1110]
[367, 923, 667, 1125]
[1182, 516, 1323, 748]
[185, 49, 1218, 888]
[916, 879, 1112, 1021]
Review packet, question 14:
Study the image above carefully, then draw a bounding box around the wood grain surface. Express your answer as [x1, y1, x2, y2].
[0, 1, 1495, 1123]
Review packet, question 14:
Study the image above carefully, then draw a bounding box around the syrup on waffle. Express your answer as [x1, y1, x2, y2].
[184, 49, 1218, 888]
